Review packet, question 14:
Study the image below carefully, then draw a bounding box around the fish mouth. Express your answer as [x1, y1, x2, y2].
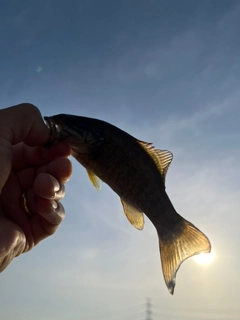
[44, 116, 61, 135]
[44, 116, 63, 148]
[44, 116, 52, 129]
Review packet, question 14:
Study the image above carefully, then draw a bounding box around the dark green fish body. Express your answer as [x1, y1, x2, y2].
[44, 114, 211, 294]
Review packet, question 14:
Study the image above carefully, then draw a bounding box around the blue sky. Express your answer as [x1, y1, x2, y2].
[1, 0, 240, 319]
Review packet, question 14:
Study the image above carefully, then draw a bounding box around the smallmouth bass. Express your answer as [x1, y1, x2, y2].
[44, 114, 211, 294]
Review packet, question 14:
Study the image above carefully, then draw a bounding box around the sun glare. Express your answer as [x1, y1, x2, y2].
[194, 252, 214, 265]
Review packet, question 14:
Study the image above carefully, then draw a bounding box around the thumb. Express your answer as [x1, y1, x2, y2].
[0, 103, 50, 192]
[0, 103, 49, 146]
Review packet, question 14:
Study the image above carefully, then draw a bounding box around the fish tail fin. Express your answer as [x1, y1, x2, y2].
[157, 217, 211, 294]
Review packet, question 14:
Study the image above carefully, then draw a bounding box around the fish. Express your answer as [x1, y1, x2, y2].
[44, 114, 211, 294]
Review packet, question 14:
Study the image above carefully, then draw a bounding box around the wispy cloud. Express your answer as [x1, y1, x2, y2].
[1, 1, 240, 320]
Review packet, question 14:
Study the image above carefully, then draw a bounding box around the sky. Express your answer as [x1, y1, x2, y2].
[1, 0, 240, 319]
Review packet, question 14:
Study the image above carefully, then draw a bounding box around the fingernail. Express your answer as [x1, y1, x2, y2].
[53, 180, 60, 192]
[51, 200, 58, 210]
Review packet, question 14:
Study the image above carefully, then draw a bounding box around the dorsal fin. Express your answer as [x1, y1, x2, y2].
[137, 140, 173, 184]
[120, 198, 144, 230]
[86, 170, 102, 191]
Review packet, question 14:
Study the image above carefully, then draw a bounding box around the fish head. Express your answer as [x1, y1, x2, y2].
[44, 114, 104, 153]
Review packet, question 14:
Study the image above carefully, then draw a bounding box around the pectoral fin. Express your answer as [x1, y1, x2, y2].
[87, 170, 102, 191]
[120, 199, 144, 230]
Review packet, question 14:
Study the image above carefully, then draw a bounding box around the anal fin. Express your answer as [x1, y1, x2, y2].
[120, 199, 144, 230]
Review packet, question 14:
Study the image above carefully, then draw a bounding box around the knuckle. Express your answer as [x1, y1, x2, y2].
[19, 103, 41, 119]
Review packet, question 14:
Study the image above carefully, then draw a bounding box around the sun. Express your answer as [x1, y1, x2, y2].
[194, 252, 214, 265]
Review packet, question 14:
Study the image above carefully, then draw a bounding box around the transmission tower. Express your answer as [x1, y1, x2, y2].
[145, 298, 153, 320]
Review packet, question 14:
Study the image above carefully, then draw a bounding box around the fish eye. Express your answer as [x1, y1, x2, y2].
[50, 122, 61, 133]
[54, 123, 61, 132]
[44, 118, 61, 134]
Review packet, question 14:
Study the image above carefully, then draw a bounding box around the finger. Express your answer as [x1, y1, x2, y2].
[36, 198, 65, 226]
[12, 141, 71, 170]
[37, 157, 72, 183]
[0, 104, 49, 146]
[16, 157, 72, 191]
[33, 173, 65, 200]
[0, 217, 26, 272]
[0, 104, 49, 192]
[0, 137, 12, 192]
[30, 200, 65, 244]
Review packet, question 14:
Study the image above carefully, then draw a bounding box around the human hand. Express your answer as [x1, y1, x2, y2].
[0, 103, 72, 271]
